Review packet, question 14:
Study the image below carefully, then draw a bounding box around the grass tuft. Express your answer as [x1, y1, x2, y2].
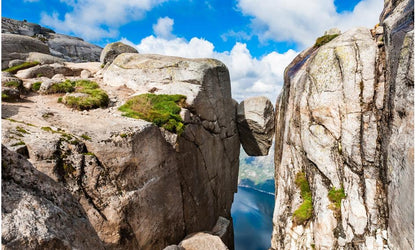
[62, 80, 109, 110]
[314, 34, 339, 47]
[3, 61, 40, 74]
[81, 134, 91, 140]
[293, 172, 313, 225]
[50, 79, 76, 93]
[328, 187, 346, 217]
[119, 93, 186, 134]
[32, 82, 42, 91]
[4, 81, 22, 88]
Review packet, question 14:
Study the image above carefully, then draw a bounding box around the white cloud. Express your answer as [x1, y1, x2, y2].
[237, 0, 384, 48]
[152, 17, 175, 39]
[121, 18, 297, 103]
[40, 0, 167, 41]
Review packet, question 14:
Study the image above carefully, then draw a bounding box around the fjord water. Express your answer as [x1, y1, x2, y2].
[231, 184, 275, 250]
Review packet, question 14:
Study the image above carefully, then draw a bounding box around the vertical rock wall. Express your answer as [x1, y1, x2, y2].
[271, 0, 413, 247]
[381, 0, 414, 248]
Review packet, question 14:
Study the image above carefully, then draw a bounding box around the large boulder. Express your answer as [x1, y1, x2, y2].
[100, 42, 138, 65]
[1, 145, 104, 249]
[26, 52, 65, 64]
[16, 63, 80, 79]
[237, 96, 274, 156]
[3, 53, 239, 249]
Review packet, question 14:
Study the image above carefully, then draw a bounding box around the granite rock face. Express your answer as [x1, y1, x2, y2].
[237, 96, 275, 156]
[381, 0, 414, 248]
[100, 42, 138, 65]
[1, 33, 50, 69]
[1, 145, 104, 250]
[271, 2, 413, 249]
[179, 233, 228, 250]
[2, 54, 239, 249]
[1, 17, 102, 68]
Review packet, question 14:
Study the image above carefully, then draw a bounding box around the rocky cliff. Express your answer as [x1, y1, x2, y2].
[2, 52, 239, 248]
[271, 0, 413, 249]
[2, 17, 102, 68]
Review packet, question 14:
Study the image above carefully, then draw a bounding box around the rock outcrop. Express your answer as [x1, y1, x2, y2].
[1, 17, 102, 68]
[1, 145, 104, 250]
[100, 42, 138, 65]
[237, 96, 275, 156]
[271, 1, 413, 249]
[2, 53, 239, 249]
[178, 233, 228, 250]
[380, 0, 414, 248]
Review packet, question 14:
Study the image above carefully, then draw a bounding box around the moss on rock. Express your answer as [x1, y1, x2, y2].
[293, 172, 314, 225]
[119, 93, 186, 134]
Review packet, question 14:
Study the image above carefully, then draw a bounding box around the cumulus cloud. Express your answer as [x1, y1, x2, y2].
[153, 17, 175, 39]
[237, 0, 384, 47]
[40, 0, 167, 41]
[121, 18, 297, 103]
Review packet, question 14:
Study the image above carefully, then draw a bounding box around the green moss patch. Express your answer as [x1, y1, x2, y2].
[4, 61, 40, 74]
[32, 82, 42, 92]
[2, 93, 10, 101]
[328, 187, 346, 216]
[293, 172, 313, 225]
[314, 34, 339, 47]
[62, 80, 109, 110]
[3, 81, 22, 88]
[119, 93, 186, 134]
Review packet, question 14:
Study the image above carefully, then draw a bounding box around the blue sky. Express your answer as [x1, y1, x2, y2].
[2, 0, 383, 102]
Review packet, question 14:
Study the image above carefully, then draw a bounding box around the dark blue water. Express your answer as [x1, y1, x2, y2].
[231, 186, 275, 250]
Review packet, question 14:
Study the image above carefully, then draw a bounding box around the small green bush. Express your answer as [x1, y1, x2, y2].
[293, 172, 313, 225]
[62, 80, 109, 110]
[32, 82, 42, 91]
[314, 34, 339, 47]
[4, 61, 40, 74]
[118, 93, 186, 134]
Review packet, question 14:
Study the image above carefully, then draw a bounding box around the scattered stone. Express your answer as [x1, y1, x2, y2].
[324, 28, 341, 36]
[80, 69, 91, 79]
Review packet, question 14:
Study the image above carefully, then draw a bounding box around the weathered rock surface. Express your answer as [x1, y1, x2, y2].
[237, 96, 274, 156]
[178, 233, 228, 250]
[2, 54, 239, 249]
[271, 1, 413, 249]
[47, 33, 102, 62]
[100, 42, 138, 65]
[16, 63, 81, 79]
[381, 0, 414, 248]
[1, 17, 102, 67]
[1, 145, 104, 250]
[1, 33, 50, 69]
[26, 52, 65, 64]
